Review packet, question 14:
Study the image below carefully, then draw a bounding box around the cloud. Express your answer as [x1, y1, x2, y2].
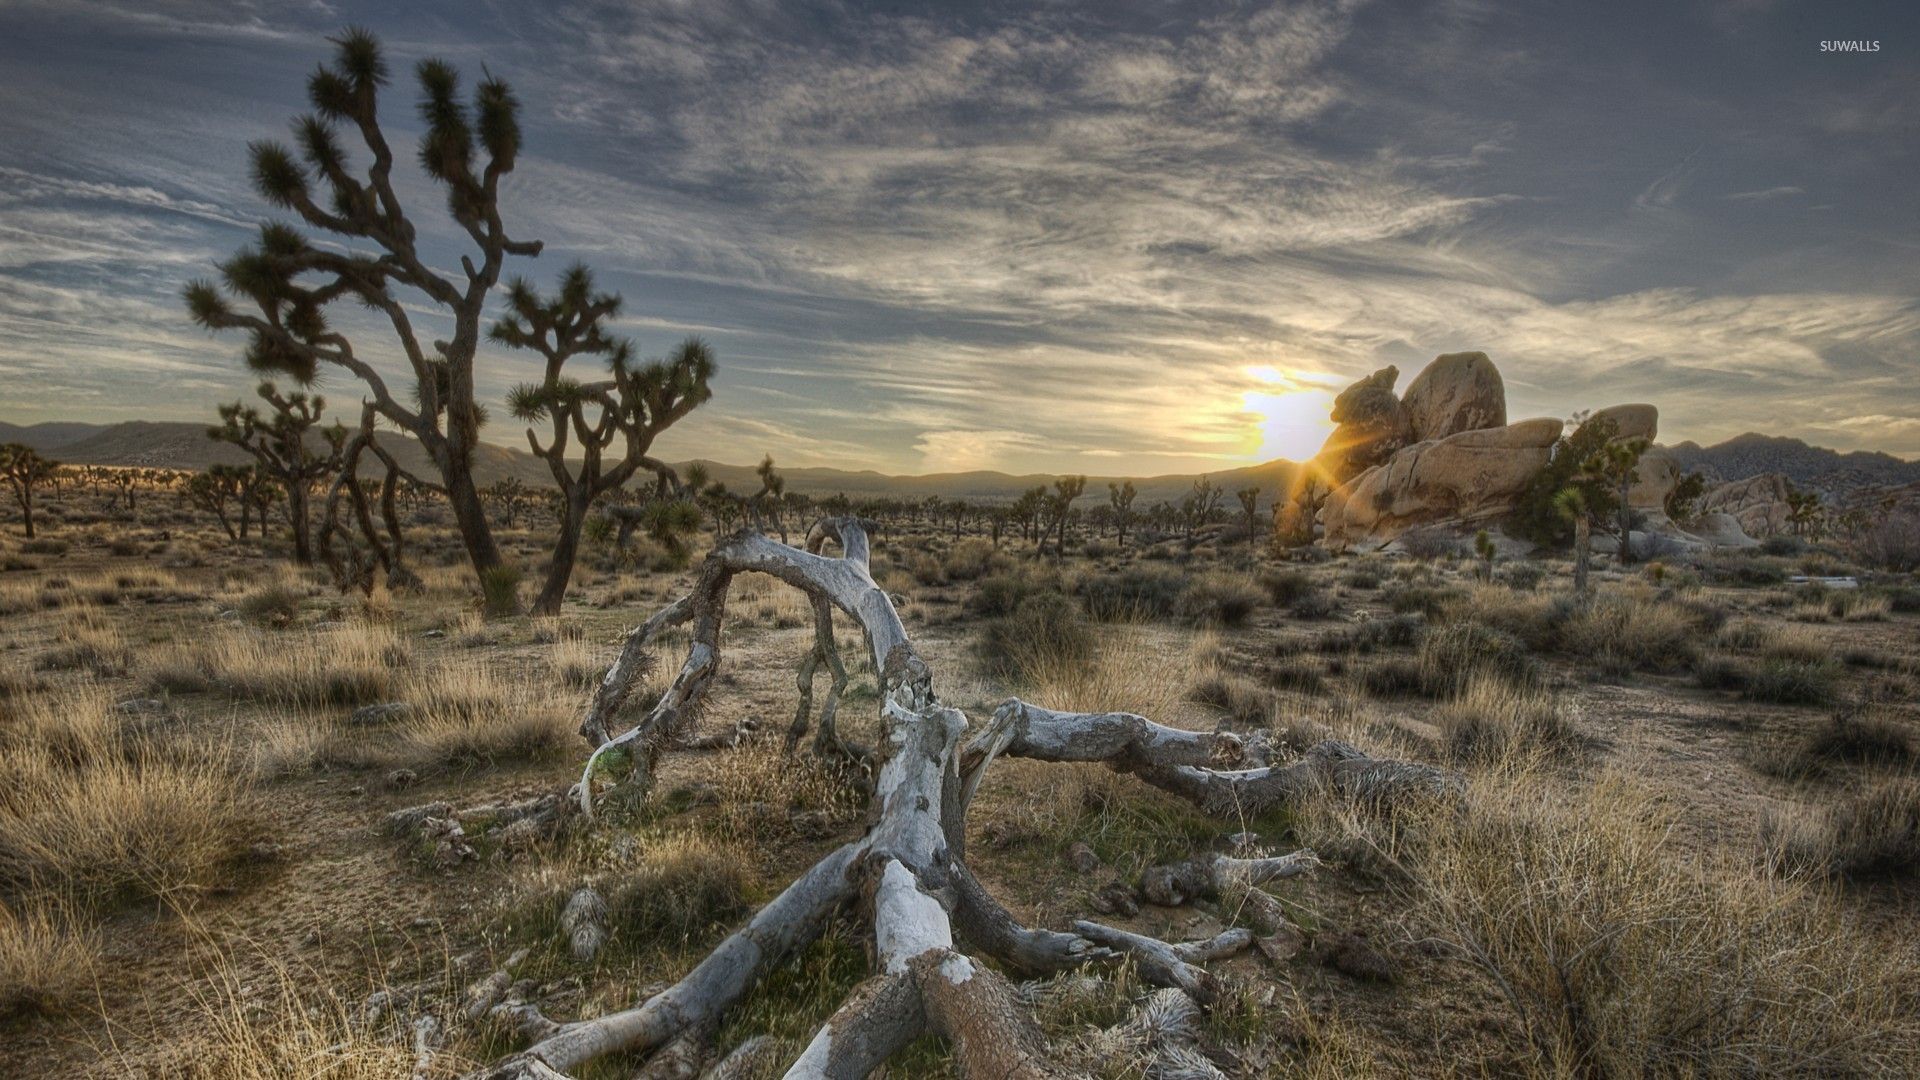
[1725, 185, 1806, 202]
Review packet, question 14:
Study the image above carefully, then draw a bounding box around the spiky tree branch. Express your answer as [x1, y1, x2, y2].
[208, 382, 344, 563]
[184, 27, 550, 589]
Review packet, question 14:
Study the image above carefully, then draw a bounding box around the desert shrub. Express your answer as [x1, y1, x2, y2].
[976, 590, 1094, 682]
[480, 564, 523, 616]
[1760, 535, 1806, 557]
[1879, 585, 1920, 614]
[35, 611, 131, 676]
[1765, 776, 1920, 881]
[1434, 676, 1581, 765]
[1177, 573, 1262, 627]
[1694, 554, 1790, 587]
[0, 900, 96, 1020]
[1496, 561, 1546, 591]
[1558, 593, 1706, 675]
[1383, 583, 1462, 617]
[606, 831, 755, 955]
[1851, 511, 1920, 572]
[0, 701, 260, 913]
[1397, 526, 1459, 559]
[1696, 653, 1840, 706]
[965, 571, 1047, 618]
[1315, 614, 1423, 656]
[238, 583, 303, 628]
[147, 622, 408, 708]
[1417, 622, 1535, 698]
[1188, 671, 1274, 727]
[1359, 657, 1426, 698]
[20, 538, 68, 556]
[1287, 588, 1337, 620]
[1421, 773, 1914, 1076]
[1077, 565, 1187, 621]
[1798, 708, 1915, 768]
[1341, 566, 1383, 590]
[903, 548, 948, 586]
[1267, 658, 1325, 695]
[942, 537, 1000, 581]
[1260, 569, 1316, 606]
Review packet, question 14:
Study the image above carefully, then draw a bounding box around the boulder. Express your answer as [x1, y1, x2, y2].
[1401, 351, 1505, 441]
[1319, 417, 1564, 550]
[1316, 366, 1412, 484]
[1628, 445, 1683, 511]
[1583, 403, 1659, 442]
[1685, 512, 1759, 548]
[1696, 473, 1794, 537]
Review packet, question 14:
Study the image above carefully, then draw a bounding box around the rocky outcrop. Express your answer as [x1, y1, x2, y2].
[1401, 351, 1505, 442]
[1320, 418, 1563, 551]
[1696, 473, 1794, 537]
[1307, 356, 1751, 553]
[1585, 403, 1659, 442]
[1320, 366, 1412, 484]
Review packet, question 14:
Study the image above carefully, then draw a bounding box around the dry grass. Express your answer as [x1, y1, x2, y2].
[144, 620, 410, 706]
[36, 608, 133, 675]
[1433, 675, 1583, 765]
[0, 684, 262, 914]
[1764, 775, 1920, 881]
[1417, 770, 1919, 1076]
[0, 899, 97, 1019]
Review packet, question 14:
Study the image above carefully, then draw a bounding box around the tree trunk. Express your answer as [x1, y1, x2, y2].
[532, 490, 590, 616]
[1574, 516, 1591, 594]
[443, 461, 507, 580]
[287, 481, 313, 564]
[1617, 479, 1633, 566]
[20, 492, 33, 539]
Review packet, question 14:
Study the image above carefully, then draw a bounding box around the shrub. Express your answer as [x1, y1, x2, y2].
[606, 831, 755, 954]
[1435, 676, 1581, 765]
[1397, 526, 1459, 559]
[1765, 777, 1920, 881]
[0, 901, 97, 1020]
[481, 564, 523, 616]
[1696, 653, 1840, 706]
[1266, 658, 1325, 695]
[942, 537, 1000, 581]
[238, 583, 303, 628]
[1852, 511, 1920, 572]
[968, 571, 1052, 618]
[1760, 535, 1806, 557]
[1558, 593, 1706, 675]
[1259, 569, 1315, 606]
[1422, 773, 1912, 1076]
[20, 538, 68, 556]
[1188, 672, 1274, 726]
[1417, 622, 1535, 698]
[1177, 573, 1262, 627]
[1077, 565, 1188, 621]
[1383, 583, 1462, 617]
[976, 590, 1095, 682]
[1496, 561, 1546, 591]
[1287, 588, 1337, 620]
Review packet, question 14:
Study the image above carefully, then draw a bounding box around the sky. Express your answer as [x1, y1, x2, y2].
[0, 0, 1915, 475]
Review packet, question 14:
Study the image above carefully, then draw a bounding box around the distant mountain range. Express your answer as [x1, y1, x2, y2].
[0, 419, 1298, 507]
[1667, 433, 1920, 494]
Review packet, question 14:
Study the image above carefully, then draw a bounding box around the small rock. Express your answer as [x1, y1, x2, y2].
[385, 768, 419, 789]
[1255, 925, 1307, 964]
[1090, 881, 1140, 918]
[114, 697, 167, 714]
[423, 629, 447, 639]
[1317, 930, 1397, 983]
[347, 784, 367, 797]
[349, 701, 414, 726]
[1065, 841, 1102, 874]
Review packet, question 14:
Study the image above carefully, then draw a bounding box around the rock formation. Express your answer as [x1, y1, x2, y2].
[1307, 353, 1754, 553]
[1319, 418, 1562, 550]
[1695, 473, 1795, 537]
[1401, 351, 1505, 441]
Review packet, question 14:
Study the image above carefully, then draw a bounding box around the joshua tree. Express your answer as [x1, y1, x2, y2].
[315, 403, 428, 595]
[1107, 479, 1137, 545]
[1473, 528, 1496, 582]
[1179, 476, 1222, 544]
[1581, 435, 1649, 565]
[210, 382, 344, 564]
[484, 476, 534, 529]
[1786, 483, 1824, 538]
[0, 443, 57, 539]
[184, 464, 251, 540]
[184, 28, 559, 586]
[494, 265, 715, 613]
[1554, 488, 1591, 595]
[1235, 485, 1262, 551]
[1009, 486, 1047, 546]
[1042, 475, 1087, 556]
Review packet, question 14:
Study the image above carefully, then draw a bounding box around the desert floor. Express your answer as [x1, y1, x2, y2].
[2, 491, 1918, 1078]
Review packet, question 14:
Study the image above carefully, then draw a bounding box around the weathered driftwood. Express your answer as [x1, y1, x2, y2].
[465, 519, 1432, 1079]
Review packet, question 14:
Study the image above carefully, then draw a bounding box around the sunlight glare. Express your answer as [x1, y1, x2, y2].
[1243, 386, 1334, 462]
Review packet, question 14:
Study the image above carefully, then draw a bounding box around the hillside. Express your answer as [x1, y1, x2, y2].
[1667, 433, 1920, 493]
[2, 419, 1299, 507]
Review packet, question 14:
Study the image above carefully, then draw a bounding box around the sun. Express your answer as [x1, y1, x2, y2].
[1242, 369, 1334, 462]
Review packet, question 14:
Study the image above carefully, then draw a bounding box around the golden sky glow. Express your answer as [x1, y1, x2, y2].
[1241, 367, 1335, 463]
